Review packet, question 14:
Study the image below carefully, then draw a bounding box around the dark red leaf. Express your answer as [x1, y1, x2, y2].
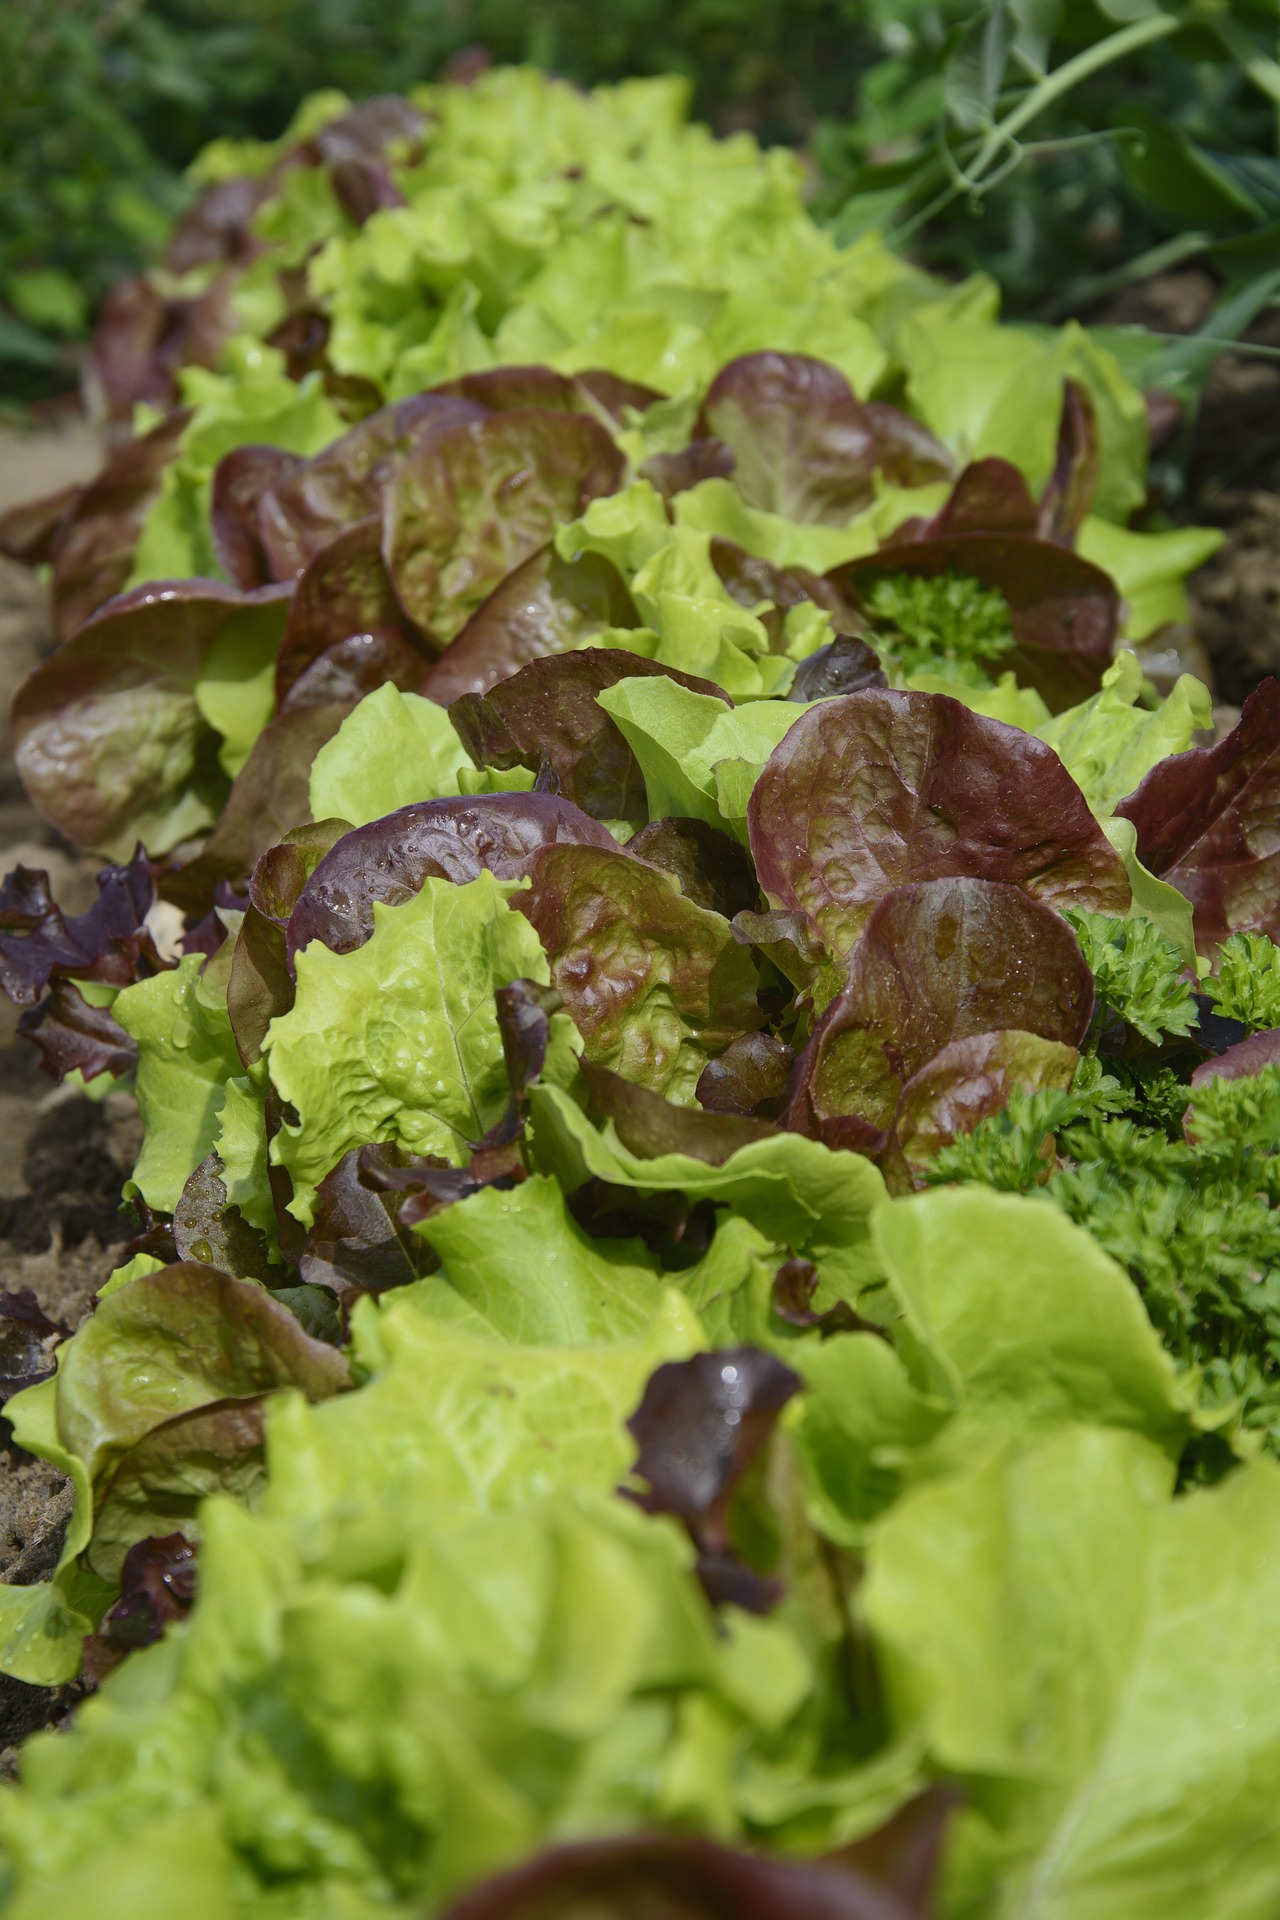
[83, 1534, 197, 1685]
[383, 406, 625, 642]
[748, 688, 1128, 958]
[286, 793, 618, 963]
[0, 481, 80, 566]
[784, 878, 1093, 1153]
[46, 408, 193, 640]
[709, 536, 863, 654]
[0, 1289, 66, 1400]
[172, 1153, 276, 1283]
[625, 817, 759, 919]
[696, 1032, 794, 1119]
[1114, 678, 1280, 952]
[165, 172, 275, 273]
[86, 273, 234, 426]
[1190, 1028, 1280, 1088]
[771, 1256, 880, 1337]
[419, 543, 642, 703]
[163, 699, 353, 914]
[839, 521, 1119, 712]
[693, 352, 878, 526]
[19, 979, 138, 1086]
[1038, 379, 1100, 543]
[210, 444, 305, 589]
[884, 1028, 1081, 1188]
[862, 402, 955, 489]
[442, 1825, 938, 1920]
[274, 514, 428, 704]
[0, 845, 160, 1006]
[330, 155, 405, 225]
[515, 843, 763, 1081]
[627, 1345, 800, 1607]
[640, 437, 737, 502]
[582, 1059, 777, 1164]
[449, 648, 729, 824]
[13, 579, 291, 859]
[257, 392, 487, 581]
[788, 637, 887, 701]
[300, 1144, 441, 1301]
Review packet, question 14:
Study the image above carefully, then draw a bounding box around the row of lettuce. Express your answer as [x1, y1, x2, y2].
[0, 65, 1278, 1920]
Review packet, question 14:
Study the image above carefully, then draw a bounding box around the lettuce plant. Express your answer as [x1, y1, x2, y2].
[0, 63, 1278, 1920]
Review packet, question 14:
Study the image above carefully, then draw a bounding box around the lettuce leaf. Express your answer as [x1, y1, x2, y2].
[265, 870, 574, 1222]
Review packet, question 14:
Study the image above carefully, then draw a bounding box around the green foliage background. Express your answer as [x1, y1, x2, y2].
[4, 0, 1280, 401]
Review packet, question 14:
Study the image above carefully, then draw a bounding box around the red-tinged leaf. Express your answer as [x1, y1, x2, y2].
[1114, 679, 1280, 951]
[582, 1059, 777, 1164]
[225, 821, 351, 1067]
[709, 535, 864, 654]
[309, 92, 426, 164]
[12, 579, 291, 859]
[19, 980, 138, 1086]
[227, 906, 293, 1069]
[210, 444, 305, 588]
[862, 401, 955, 488]
[496, 978, 564, 1103]
[330, 154, 406, 225]
[172, 1153, 276, 1283]
[56, 1264, 351, 1492]
[419, 543, 642, 704]
[257, 392, 487, 580]
[625, 817, 759, 919]
[1190, 1028, 1280, 1088]
[355, 1141, 516, 1229]
[0, 845, 159, 1006]
[911, 457, 1039, 539]
[1038, 379, 1100, 543]
[0, 1289, 66, 1400]
[0, 481, 80, 567]
[748, 688, 1129, 958]
[274, 514, 428, 703]
[163, 700, 353, 914]
[640, 436, 737, 502]
[300, 1145, 439, 1299]
[277, 629, 430, 714]
[568, 1179, 718, 1270]
[87, 1402, 266, 1584]
[434, 365, 661, 426]
[693, 352, 878, 526]
[885, 1028, 1081, 1188]
[788, 636, 887, 701]
[286, 793, 618, 962]
[696, 1031, 794, 1119]
[515, 842, 763, 1091]
[628, 1344, 800, 1608]
[383, 406, 625, 643]
[249, 820, 354, 928]
[833, 447, 1120, 712]
[164, 171, 275, 273]
[442, 1827, 938, 1920]
[45, 408, 193, 640]
[82, 1534, 197, 1685]
[573, 369, 665, 423]
[85, 272, 234, 425]
[432, 366, 597, 414]
[449, 647, 728, 824]
[771, 1255, 879, 1337]
[785, 879, 1093, 1153]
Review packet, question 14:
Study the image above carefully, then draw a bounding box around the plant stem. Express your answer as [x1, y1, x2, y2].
[969, 9, 1184, 183]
